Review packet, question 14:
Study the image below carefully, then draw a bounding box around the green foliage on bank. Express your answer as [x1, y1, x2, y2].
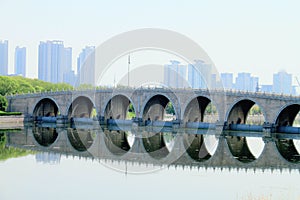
[0, 95, 7, 111]
[0, 111, 22, 116]
[0, 132, 33, 161]
[0, 76, 74, 111]
[0, 76, 73, 96]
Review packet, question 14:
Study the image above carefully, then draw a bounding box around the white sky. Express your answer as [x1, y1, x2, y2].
[1, 0, 300, 85]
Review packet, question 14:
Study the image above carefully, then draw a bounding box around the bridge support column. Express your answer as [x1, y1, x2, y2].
[262, 122, 277, 134]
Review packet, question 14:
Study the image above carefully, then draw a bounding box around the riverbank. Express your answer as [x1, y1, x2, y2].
[0, 115, 24, 129]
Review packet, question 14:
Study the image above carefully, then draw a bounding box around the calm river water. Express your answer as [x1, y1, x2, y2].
[1, 123, 300, 200]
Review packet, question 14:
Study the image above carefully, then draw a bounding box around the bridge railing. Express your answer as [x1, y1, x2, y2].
[5, 87, 300, 100]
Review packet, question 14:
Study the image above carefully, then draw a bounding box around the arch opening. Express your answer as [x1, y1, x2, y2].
[276, 104, 300, 127]
[33, 98, 59, 118]
[104, 95, 135, 120]
[68, 96, 95, 119]
[67, 128, 96, 152]
[183, 96, 219, 129]
[226, 133, 264, 163]
[227, 99, 265, 126]
[142, 95, 176, 122]
[276, 104, 300, 134]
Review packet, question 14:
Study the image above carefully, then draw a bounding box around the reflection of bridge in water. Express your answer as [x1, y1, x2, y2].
[5, 124, 300, 171]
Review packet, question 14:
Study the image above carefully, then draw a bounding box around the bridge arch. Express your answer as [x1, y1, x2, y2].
[32, 97, 60, 117]
[274, 104, 300, 126]
[226, 98, 266, 125]
[182, 95, 220, 123]
[67, 95, 96, 119]
[140, 93, 179, 121]
[103, 94, 136, 120]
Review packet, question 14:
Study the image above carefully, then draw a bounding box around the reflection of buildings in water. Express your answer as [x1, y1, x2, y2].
[36, 152, 61, 164]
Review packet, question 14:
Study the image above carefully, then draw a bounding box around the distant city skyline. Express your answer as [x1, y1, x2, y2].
[163, 60, 298, 95]
[1, 40, 300, 95]
[2, 37, 300, 86]
[1, 0, 300, 85]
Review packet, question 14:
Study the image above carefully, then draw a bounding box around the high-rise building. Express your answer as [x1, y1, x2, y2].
[77, 46, 95, 85]
[77, 46, 95, 74]
[0, 40, 8, 75]
[273, 71, 292, 95]
[261, 85, 273, 93]
[187, 60, 214, 89]
[14, 46, 26, 76]
[38, 40, 72, 83]
[221, 73, 233, 90]
[235, 72, 258, 92]
[164, 60, 187, 88]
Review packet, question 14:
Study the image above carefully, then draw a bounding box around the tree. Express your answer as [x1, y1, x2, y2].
[0, 95, 7, 111]
[166, 102, 175, 115]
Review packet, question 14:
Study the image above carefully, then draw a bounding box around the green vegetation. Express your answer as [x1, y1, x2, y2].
[0, 111, 22, 116]
[0, 75, 73, 111]
[166, 102, 175, 115]
[249, 105, 262, 115]
[0, 132, 34, 161]
[127, 103, 136, 119]
[205, 103, 217, 115]
[0, 76, 73, 96]
[0, 95, 7, 111]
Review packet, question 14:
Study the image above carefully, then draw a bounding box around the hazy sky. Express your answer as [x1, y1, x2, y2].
[1, 0, 300, 84]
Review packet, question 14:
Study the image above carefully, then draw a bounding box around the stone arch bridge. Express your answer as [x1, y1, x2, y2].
[6, 88, 300, 132]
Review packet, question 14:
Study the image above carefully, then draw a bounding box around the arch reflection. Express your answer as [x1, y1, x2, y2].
[226, 132, 264, 163]
[142, 132, 176, 159]
[104, 129, 131, 156]
[33, 126, 58, 147]
[183, 134, 218, 162]
[276, 136, 300, 163]
[67, 128, 96, 152]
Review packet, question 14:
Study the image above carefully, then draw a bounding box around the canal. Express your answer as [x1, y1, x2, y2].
[1, 123, 300, 200]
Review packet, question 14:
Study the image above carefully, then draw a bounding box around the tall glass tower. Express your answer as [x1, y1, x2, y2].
[14, 46, 26, 76]
[0, 40, 8, 75]
[38, 40, 72, 83]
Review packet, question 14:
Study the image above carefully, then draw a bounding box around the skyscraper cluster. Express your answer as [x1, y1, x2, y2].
[38, 40, 73, 84]
[221, 71, 297, 95]
[0, 40, 27, 77]
[0, 38, 298, 95]
[0, 39, 96, 86]
[164, 60, 217, 89]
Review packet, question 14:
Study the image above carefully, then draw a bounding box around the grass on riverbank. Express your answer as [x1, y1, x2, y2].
[0, 111, 22, 116]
